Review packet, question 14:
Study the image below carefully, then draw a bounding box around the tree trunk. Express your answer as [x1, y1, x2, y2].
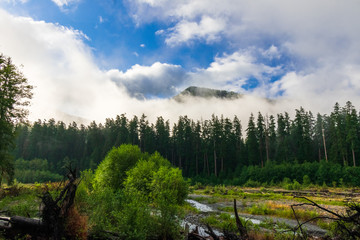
[352, 148, 356, 167]
[221, 157, 224, 173]
[214, 149, 217, 177]
[206, 153, 210, 176]
[213, 140, 217, 177]
[203, 153, 206, 175]
[196, 153, 198, 175]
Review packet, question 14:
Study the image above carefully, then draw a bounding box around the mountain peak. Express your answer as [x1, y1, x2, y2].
[174, 86, 241, 101]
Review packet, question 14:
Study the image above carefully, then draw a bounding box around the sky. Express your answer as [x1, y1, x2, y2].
[0, 0, 360, 125]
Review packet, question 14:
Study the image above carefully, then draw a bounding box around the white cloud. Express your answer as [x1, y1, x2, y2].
[0, 9, 127, 122]
[261, 45, 281, 60]
[128, 0, 360, 66]
[189, 50, 280, 95]
[107, 62, 186, 99]
[0, 9, 288, 126]
[126, 0, 360, 112]
[165, 16, 226, 46]
[51, 0, 80, 9]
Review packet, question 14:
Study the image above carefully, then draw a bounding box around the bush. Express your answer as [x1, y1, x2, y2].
[124, 152, 171, 197]
[243, 179, 262, 188]
[112, 190, 155, 240]
[93, 145, 144, 191]
[80, 145, 189, 240]
[302, 175, 311, 186]
[150, 166, 189, 205]
[292, 180, 302, 190]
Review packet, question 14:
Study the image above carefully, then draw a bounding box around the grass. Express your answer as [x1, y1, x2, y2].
[0, 181, 64, 218]
[201, 213, 252, 233]
[0, 191, 39, 217]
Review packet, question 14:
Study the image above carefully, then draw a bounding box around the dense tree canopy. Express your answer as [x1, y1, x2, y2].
[0, 54, 33, 183]
[11, 101, 360, 185]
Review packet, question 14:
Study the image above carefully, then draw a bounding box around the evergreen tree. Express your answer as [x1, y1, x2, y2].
[233, 116, 245, 167]
[276, 113, 290, 163]
[256, 112, 266, 167]
[267, 115, 276, 161]
[246, 113, 258, 166]
[0, 54, 33, 183]
[330, 102, 347, 165]
[155, 116, 170, 159]
[345, 101, 359, 166]
[128, 116, 139, 146]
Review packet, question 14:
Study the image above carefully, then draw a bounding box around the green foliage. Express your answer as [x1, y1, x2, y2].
[292, 180, 302, 190]
[14, 158, 62, 183]
[202, 213, 252, 233]
[0, 190, 39, 217]
[93, 144, 144, 191]
[76, 145, 188, 240]
[0, 54, 33, 185]
[151, 166, 189, 205]
[111, 190, 155, 240]
[302, 175, 311, 186]
[243, 179, 262, 188]
[248, 204, 275, 216]
[11, 101, 360, 188]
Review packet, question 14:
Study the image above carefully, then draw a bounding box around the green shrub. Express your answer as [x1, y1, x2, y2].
[150, 166, 189, 205]
[93, 145, 144, 191]
[243, 179, 261, 188]
[302, 175, 311, 186]
[112, 190, 155, 240]
[84, 145, 188, 240]
[124, 152, 171, 197]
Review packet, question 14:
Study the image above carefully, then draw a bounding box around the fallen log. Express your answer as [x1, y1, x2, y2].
[0, 168, 79, 239]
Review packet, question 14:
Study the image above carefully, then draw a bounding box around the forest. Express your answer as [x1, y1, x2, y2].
[12, 101, 360, 186]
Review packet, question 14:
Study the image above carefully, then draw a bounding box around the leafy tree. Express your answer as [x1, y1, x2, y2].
[0, 54, 33, 183]
[93, 144, 144, 191]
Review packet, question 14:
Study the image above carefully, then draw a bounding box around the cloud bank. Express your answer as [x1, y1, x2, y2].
[1, 0, 360, 126]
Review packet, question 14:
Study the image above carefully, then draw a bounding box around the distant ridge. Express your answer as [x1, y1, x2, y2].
[174, 86, 242, 101]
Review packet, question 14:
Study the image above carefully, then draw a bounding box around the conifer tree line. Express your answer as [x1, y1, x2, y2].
[13, 101, 360, 179]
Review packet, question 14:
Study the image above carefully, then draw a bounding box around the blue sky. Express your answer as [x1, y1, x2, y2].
[2, 0, 232, 70]
[0, 0, 360, 123]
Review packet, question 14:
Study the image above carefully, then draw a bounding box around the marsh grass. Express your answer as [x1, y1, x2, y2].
[0, 191, 39, 217]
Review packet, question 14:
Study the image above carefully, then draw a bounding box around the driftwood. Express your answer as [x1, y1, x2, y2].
[291, 195, 360, 240]
[0, 168, 78, 239]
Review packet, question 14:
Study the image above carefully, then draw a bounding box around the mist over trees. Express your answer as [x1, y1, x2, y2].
[12, 101, 360, 185]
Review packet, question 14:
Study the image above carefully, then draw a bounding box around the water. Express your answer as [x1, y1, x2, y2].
[184, 199, 264, 237]
[186, 199, 214, 212]
[244, 217, 261, 225]
[182, 221, 223, 237]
